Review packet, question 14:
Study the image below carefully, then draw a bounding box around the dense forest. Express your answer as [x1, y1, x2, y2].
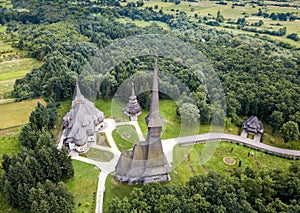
[107, 165, 300, 212]
[0, 100, 74, 212]
[1, 0, 298, 138]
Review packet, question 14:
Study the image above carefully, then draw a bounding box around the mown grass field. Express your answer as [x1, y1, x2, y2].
[65, 160, 100, 213]
[0, 99, 45, 129]
[113, 124, 139, 151]
[103, 174, 141, 212]
[0, 134, 21, 162]
[80, 148, 114, 162]
[170, 141, 300, 183]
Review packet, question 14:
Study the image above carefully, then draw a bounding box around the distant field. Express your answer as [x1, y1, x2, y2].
[125, 0, 300, 47]
[0, 99, 45, 129]
[0, 26, 43, 100]
[117, 18, 171, 31]
[65, 160, 99, 213]
[0, 0, 12, 8]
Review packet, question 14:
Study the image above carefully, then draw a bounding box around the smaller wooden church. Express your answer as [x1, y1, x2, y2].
[124, 82, 142, 121]
[62, 84, 105, 152]
[241, 116, 264, 142]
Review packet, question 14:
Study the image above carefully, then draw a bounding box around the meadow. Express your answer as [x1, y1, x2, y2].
[0, 99, 45, 129]
[65, 160, 100, 213]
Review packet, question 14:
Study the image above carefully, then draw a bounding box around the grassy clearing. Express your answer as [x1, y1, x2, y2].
[117, 17, 170, 31]
[103, 174, 141, 212]
[113, 125, 139, 151]
[0, 99, 46, 129]
[65, 160, 99, 213]
[0, 134, 21, 163]
[262, 122, 300, 150]
[0, 79, 14, 99]
[0, 58, 42, 75]
[80, 148, 113, 162]
[171, 141, 299, 184]
[137, 99, 201, 139]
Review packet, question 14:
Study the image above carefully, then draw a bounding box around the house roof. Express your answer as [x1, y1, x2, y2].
[243, 116, 264, 134]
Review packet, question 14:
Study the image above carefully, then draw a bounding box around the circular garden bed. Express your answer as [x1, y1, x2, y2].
[223, 157, 236, 165]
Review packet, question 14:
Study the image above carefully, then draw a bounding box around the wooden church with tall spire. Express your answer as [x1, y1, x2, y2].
[124, 82, 142, 121]
[115, 58, 171, 184]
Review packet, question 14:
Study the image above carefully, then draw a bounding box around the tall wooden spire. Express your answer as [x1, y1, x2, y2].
[145, 58, 164, 128]
[115, 57, 171, 185]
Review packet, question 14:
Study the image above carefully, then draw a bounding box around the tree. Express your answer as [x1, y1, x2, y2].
[178, 103, 200, 126]
[216, 10, 224, 23]
[270, 111, 284, 134]
[280, 121, 299, 143]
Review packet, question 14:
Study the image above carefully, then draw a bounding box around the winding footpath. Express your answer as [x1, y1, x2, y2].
[66, 119, 300, 213]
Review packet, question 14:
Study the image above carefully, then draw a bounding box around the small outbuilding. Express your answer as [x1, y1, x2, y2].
[241, 116, 264, 142]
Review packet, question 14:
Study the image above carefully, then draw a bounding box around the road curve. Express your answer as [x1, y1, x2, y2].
[167, 132, 300, 159]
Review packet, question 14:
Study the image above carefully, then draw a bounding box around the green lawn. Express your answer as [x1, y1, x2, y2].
[0, 134, 21, 164]
[65, 160, 100, 213]
[103, 174, 141, 212]
[113, 125, 139, 151]
[80, 148, 113, 162]
[171, 142, 300, 184]
[0, 99, 46, 129]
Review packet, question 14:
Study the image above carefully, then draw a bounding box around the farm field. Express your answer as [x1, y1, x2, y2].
[0, 98, 45, 129]
[124, 0, 300, 47]
[0, 25, 43, 100]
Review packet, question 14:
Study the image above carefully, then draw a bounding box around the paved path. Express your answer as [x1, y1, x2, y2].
[66, 121, 300, 213]
[161, 133, 300, 162]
